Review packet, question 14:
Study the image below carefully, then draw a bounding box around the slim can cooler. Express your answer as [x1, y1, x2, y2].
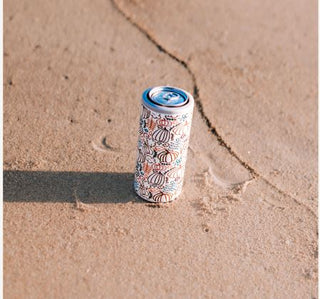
[134, 86, 194, 203]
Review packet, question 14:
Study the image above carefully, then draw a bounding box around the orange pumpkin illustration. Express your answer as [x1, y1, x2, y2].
[153, 163, 165, 172]
[157, 149, 179, 164]
[153, 192, 173, 203]
[157, 118, 171, 127]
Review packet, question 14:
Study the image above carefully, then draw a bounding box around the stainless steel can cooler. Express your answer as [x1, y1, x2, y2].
[134, 86, 194, 203]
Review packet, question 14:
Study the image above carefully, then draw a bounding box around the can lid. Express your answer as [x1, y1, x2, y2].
[148, 86, 188, 107]
[142, 86, 194, 115]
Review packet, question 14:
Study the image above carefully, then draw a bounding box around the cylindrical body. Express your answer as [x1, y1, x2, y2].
[134, 86, 194, 203]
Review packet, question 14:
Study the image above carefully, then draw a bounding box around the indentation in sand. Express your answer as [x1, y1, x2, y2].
[91, 136, 119, 152]
[189, 145, 254, 191]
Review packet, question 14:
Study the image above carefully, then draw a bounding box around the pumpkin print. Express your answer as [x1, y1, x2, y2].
[157, 118, 171, 127]
[171, 124, 185, 136]
[152, 128, 171, 143]
[157, 149, 179, 164]
[134, 104, 193, 203]
[148, 172, 165, 187]
[153, 192, 173, 203]
[166, 166, 182, 179]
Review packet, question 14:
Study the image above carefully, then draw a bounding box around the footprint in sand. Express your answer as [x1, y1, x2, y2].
[91, 136, 119, 152]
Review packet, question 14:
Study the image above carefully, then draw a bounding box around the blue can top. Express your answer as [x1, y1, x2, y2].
[142, 86, 194, 115]
[148, 86, 188, 107]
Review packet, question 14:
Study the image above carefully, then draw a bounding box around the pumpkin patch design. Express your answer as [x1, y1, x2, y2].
[157, 149, 179, 164]
[134, 105, 193, 203]
[171, 123, 186, 136]
[148, 172, 166, 187]
[153, 192, 173, 203]
[152, 128, 171, 144]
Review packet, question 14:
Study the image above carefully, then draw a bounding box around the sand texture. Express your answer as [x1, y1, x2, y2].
[4, 0, 317, 298]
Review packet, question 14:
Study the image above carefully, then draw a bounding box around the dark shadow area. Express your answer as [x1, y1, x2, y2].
[4, 171, 141, 203]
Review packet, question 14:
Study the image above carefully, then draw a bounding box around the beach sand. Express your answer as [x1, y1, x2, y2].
[4, 0, 317, 297]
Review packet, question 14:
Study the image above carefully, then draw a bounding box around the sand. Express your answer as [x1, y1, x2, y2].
[4, 0, 317, 298]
